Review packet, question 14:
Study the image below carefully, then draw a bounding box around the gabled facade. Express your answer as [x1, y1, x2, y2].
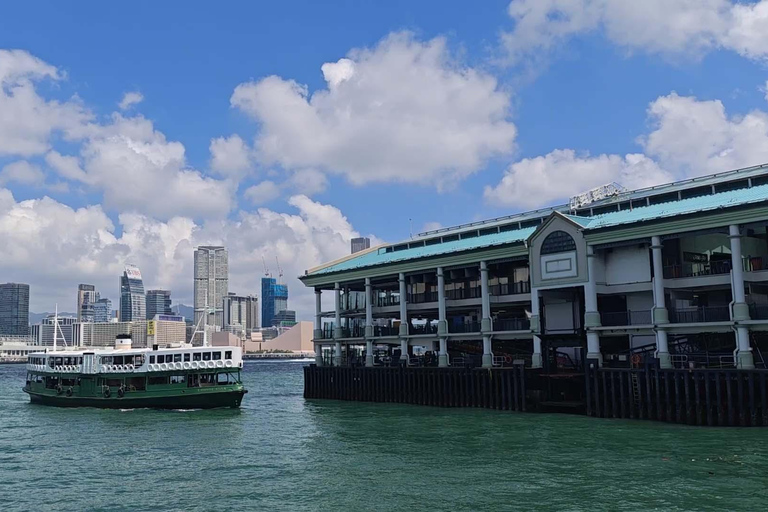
[301, 163, 768, 371]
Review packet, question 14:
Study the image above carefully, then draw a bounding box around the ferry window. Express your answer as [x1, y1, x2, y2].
[78, 357, 83, 365]
[217, 373, 229, 385]
[225, 351, 232, 360]
[55, 357, 63, 366]
[174, 354, 182, 363]
[125, 356, 134, 366]
[193, 352, 202, 361]
[149, 355, 155, 364]
[62, 378, 76, 387]
[148, 376, 169, 386]
[212, 352, 221, 361]
[157, 355, 165, 364]
[170, 375, 186, 384]
[102, 356, 112, 365]
[114, 356, 124, 365]
[106, 379, 122, 387]
[184, 353, 190, 362]
[135, 355, 145, 366]
[203, 352, 211, 361]
[48, 358, 54, 368]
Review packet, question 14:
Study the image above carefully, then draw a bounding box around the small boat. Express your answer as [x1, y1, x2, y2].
[23, 337, 247, 409]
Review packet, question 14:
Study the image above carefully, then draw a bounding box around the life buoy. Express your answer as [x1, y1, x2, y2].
[225, 361, 233, 368]
[631, 354, 641, 365]
[183, 362, 191, 369]
[191, 361, 199, 369]
[55, 385, 63, 395]
[504, 355, 512, 364]
[117, 387, 125, 398]
[103, 388, 111, 398]
[66, 387, 73, 397]
[216, 360, 224, 368]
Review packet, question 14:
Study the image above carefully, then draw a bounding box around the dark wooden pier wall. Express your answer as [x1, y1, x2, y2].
[304, 365, 768, 426]
[304, 366, 527, 411]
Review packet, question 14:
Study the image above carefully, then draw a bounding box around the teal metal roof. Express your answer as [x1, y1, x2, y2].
[583, 183, 768, 230]
[310, 226, 536, 275]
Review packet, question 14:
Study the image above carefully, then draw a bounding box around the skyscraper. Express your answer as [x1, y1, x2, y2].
[146, 289, 172, 320]
[0, 283, 30, 335]
[261, 277, 288, 328]
[351, 237, 371, 254]
[223, 293, 258, 335]
[193, 246, 228, 329]
[93, 298, 113, 323]
[120, 265, 145, 322]
[77, 284, 98, 323]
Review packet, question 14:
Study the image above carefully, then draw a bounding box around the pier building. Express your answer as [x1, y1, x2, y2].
[301, 164, 768, 426]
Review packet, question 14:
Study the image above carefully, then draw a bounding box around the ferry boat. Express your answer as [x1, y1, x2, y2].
[22, 336, 247, 409]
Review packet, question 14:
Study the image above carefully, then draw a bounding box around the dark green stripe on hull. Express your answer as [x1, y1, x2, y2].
[24, 389, 246, 409]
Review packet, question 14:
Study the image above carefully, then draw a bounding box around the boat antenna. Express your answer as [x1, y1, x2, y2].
[53, 304, 58, 352]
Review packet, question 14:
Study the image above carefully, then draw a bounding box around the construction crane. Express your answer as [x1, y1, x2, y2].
[275, 256, 284, 283]
[262, 255, 271, 278]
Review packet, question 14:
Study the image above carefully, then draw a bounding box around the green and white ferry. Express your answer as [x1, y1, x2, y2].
[23, 334, 247, 409]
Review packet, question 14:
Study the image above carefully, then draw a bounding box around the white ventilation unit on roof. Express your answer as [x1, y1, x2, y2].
[569, 183, 627, 211]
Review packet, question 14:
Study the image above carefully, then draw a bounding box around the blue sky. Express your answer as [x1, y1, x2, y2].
[3, 1, 768, 315]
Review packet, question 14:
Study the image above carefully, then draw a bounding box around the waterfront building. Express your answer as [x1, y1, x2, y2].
[119, 265, 145, 322]
[272, 309, 297, 327]
[31, 315, 77, 347]
[261, 277, 288, 328]
[194, 246, 228, 329]
[0, 335, 38, 361]
[93, 298, 113, 323]
[302, 164, 768, 371]
[75, 316, 186, 348]
[77, 284, 98, 323]
[351, 237, 371, 254]
[146, 289, 172, 320]
[223, 293, 259, 337]
[0, 283, 30, 336]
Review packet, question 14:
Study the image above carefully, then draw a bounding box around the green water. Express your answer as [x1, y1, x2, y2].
[1, 362, 767, 511]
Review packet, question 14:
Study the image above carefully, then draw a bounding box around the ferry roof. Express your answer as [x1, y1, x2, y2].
[302, 163, 768, 279]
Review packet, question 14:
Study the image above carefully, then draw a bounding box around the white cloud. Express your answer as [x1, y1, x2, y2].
[288, 168, 328, 196]
[45, 151, 87, 181]
[502, 0, 768, 63]
[231, 32, 516, 188]
[0, 188, 361, 317]
[0, 49, 92, 156]
[484, 150, 672, 208]
[118, 91, 144, 110]
[0, 160, 46, 186]
[209, 134, 252, 178]
[244, 180, 280, 205]
[421, 221, 443, 232]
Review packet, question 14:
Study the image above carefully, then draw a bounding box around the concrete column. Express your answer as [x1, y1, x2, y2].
[585, 246, 602, 366]
[531, 288, 542, 369]
[364, 277, 374, 367]
[730, 225, 754, 369]
[313, 289, 323, 342]
[314, 343, 323, 366]
[480, 261, 493, 368]
[333, 282, 342, 366]
[398, 273, 408, 363]
[651, 236, 672, 369]
[437, 267, 448, 367]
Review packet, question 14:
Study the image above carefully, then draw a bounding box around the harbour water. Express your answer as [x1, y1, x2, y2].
[1, 362, 767, 511]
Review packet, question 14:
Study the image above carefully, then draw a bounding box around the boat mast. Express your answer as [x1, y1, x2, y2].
[53, 304, 58, 352]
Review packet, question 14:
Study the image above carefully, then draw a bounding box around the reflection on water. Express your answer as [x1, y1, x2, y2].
[1, 361, 767, 511]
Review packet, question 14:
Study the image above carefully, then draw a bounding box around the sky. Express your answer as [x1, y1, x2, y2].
[4, 0, 768, 318]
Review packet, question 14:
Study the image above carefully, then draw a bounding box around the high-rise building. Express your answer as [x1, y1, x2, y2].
[261, 277, 288, 328]
[77, 284, 98, 323]
[193, 246, 228, 329]
[351, 237, 371, 254]
[146, 289, 172, 320]
[0, 283, 30, 336]
[223, 293, 259, 335]
[272, 309, 297, 327]
[93, 298, 113, 323]
[31, 315, 77, 346]
[120, 265, 145, 322]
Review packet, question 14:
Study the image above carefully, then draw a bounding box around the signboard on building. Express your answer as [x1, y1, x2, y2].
[147, 320, 156, 336]
[124, 265, 142, 280]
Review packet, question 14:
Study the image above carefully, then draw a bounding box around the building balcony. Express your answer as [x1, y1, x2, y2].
[445, 287, 482, 300]
[448, 320, 481, 333]
[663, 261, 732, 279]
[600, 310, 652, 326]
[489, 281, 531, 296]
[410, 323, 438, 335]
[669, 306, 730, 323]
[749, 303, 768, 320]
[408, 291, 438, 304]
[494, 318, 531, 331]
[376, 295, 400, 307]
[373, 325, 399, 337]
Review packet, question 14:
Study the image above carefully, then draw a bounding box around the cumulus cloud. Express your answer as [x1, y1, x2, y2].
[0, 160, 46, 186]
[502, 0, 768, 63]
[0, 189, 361, 316]
[287, 168, 328, 196]
[244, 180, 280, 205]
[209, 134, 253, 178]
[231, 32, 516, 188]
[118, 91, 144, 110]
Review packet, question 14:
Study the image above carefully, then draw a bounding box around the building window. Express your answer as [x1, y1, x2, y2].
[541, 231, 577, 255]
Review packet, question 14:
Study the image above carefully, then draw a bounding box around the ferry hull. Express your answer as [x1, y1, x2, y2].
[24, 388, 246, 409]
